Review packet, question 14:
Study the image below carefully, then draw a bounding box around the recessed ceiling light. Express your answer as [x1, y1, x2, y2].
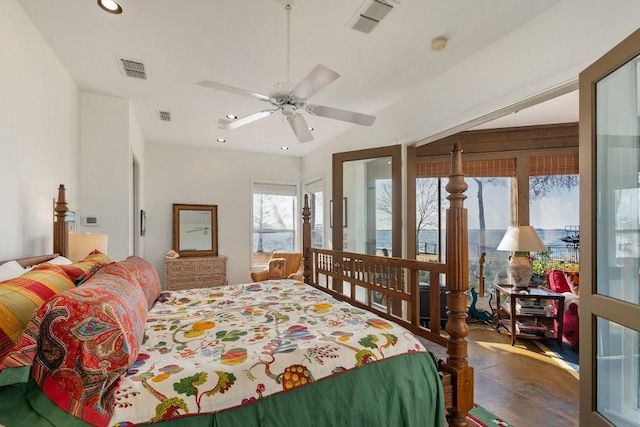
[308, 127, 314, 131]
[280, 146, 289, 151]
[97, 0, 123, 14]
[226, 114, 238, 120]
[217, 138, 226, 143]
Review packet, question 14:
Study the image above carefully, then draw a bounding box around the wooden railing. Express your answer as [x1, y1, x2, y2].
[301, 143, 473, 426]
[306, 248, 449, 346]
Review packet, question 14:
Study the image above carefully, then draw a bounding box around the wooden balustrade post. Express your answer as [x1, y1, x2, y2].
[53, 184, 69, 257]
[444, 143, 474, 426]
[302, 194, 311, 284]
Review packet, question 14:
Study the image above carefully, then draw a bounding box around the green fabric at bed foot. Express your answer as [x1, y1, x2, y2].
[0, 351, 444, 427]
[0, 379, 91, 426]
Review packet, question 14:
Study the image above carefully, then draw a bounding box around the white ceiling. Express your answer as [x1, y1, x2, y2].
[17, 0, 568, 156]
[472, 90, 578, 130]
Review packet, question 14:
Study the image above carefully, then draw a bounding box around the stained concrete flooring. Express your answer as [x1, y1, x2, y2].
[422, 323, 579, 427]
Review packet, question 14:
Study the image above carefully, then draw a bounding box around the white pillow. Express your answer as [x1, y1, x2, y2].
[0, 261, 26, 281]
[47, 255, 73, 265]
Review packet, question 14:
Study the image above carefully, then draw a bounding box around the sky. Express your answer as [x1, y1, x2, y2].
[375, 177, 580, 231]
[465, 178, 580, 230]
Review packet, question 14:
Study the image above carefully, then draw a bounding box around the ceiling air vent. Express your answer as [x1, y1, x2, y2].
[157, 110, 171, 122]
[351, 0, 394, 34]
[119, 58, 147, 80]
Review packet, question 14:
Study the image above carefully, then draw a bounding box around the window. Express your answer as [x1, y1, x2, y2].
[376, 178, 393, 255]
[415, 158, 514, 288]
[252, 181, 298, 267]
[344, 155, 393, 256]
[529, 154, 580, 264]
[528, 154, 580, 276]
[416, 132, 582, 298]
[465, 176, 512, 285]
[414, 177, 443, 261]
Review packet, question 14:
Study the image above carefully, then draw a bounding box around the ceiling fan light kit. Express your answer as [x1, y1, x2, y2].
[197, 1, 376, 143]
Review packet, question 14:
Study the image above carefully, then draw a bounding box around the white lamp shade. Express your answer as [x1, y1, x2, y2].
[497, 226, 546, 252]
[68, 233, 109, 262]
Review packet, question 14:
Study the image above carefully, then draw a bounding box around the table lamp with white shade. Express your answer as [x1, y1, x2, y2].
[496, 225, 546, 290]
[68, 233, 109, 262]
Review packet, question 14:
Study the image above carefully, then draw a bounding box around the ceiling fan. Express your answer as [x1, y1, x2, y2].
[197, 2, 376, 143]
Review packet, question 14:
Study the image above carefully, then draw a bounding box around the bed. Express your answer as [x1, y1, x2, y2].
[0, 143, 473, 426]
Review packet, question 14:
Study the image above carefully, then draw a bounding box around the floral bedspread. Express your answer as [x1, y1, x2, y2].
[109, 279, 427, 425]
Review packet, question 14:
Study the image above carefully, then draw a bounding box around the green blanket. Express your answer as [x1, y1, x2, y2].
[0, 352, 444, 426]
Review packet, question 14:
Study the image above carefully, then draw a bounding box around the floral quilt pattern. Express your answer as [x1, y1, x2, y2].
[109, 279, 427, 425]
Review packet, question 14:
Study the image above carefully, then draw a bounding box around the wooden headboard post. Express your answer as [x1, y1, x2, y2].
[443, 143, 474, 426]
[302, 194, 311, 284]
[53, 184, 69, 258]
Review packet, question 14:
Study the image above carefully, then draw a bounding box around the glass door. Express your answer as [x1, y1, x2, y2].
[580, 28, 640, 427]
[331, 145, 402, 296]
[332, 145, 402, 259]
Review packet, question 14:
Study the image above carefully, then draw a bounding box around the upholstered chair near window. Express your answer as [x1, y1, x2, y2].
[547, 269, 580, 351]
[250, 252, 304, 282]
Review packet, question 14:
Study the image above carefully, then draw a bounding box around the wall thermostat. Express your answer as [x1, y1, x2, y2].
[83, 215, 100, 226]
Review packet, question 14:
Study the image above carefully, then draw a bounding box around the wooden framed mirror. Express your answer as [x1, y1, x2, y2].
[172, 204, 218, 257]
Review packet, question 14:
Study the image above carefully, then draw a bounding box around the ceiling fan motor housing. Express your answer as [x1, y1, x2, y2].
[269, 87, 306, 117]
[281, 104, 296, 117]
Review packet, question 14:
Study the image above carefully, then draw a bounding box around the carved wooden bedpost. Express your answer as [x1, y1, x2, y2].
[302, 194, 311, 284]
[53, 184, 69, 257]
[444, 143, 474, 426]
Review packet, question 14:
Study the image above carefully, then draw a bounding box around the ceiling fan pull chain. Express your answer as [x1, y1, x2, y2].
[285, 3, 291, 83]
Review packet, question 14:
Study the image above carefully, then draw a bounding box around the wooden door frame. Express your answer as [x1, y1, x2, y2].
[579, 27, 640, 426]
[332, 145, 402, 258]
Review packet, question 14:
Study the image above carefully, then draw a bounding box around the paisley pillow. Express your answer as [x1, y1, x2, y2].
[0, 270, 147, 425]
[58, 250, 112, 284]
[93, 256, 161, 308]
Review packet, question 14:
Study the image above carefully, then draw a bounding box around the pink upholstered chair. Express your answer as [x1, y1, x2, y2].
[547, 269, 579, 351]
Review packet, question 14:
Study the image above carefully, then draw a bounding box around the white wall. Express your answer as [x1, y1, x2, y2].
[129, 104, 146, 257]
[78, 94, 132, 262]
[79, 94, 146, 262]
[145, 142, 301, 285]
[302, 0, 640, 252]
[0, 0, 80, 260]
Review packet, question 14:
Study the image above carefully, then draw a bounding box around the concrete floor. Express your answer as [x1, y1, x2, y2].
[422, 323, 579, 427]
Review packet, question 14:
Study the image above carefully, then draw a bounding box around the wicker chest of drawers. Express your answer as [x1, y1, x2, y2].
[164, 256, 228, 291]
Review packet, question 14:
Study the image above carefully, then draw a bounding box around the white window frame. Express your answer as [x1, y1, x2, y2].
[250, 180, 300, 268]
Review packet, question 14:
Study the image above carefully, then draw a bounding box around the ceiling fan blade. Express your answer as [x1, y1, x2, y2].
[291, 64, 340, 100]
[197, 80, 272, 102]
[218, 110, 275, 130]
[287, 114, 313, 143]
[306, 104, 376, 126]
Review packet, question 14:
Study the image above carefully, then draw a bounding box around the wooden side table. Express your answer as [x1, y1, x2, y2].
[495, 284, 565, 348]
[165, 256, 228, 290]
